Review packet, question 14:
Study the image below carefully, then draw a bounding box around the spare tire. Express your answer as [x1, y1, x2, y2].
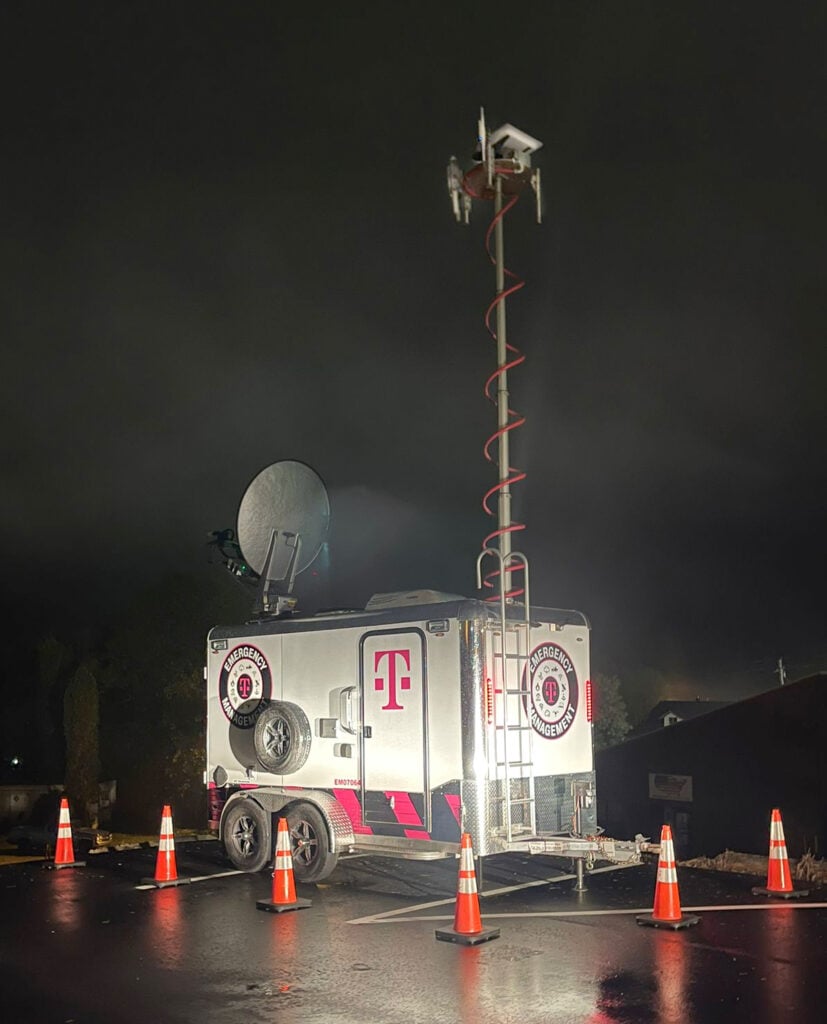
[254, 700, 312, 774]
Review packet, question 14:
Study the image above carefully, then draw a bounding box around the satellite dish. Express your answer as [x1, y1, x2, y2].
[237, 461, 330, 578]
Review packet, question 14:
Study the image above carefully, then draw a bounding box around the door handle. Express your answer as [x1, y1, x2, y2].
[363, 726, 372, 739]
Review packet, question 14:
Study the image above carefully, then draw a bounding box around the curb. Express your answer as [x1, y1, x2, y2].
[1, 833, 217, 865]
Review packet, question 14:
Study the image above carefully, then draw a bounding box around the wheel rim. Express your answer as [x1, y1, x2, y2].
[232, 814, 259, 860]
[262, 716, 291, 760]
[290, 818, 319, 868]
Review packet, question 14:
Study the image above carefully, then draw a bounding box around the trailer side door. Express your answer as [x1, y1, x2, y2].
[359, 628, 429, 830]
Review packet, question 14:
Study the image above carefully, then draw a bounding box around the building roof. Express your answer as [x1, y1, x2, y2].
[628, 699, 733, 739]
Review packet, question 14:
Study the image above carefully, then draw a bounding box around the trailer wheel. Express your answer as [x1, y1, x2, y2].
[221, 797, 272, 872]
[253, 701, 312, 774]
[285, 802, 339, 883]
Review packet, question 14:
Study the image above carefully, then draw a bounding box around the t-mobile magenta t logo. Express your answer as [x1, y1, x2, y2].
[374, 649, 412, 711]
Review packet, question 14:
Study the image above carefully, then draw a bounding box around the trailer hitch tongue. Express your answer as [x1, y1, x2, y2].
[635, 834, 661, 856]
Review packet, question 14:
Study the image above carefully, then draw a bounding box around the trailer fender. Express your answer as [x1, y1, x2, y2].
[222, 787, 355, 855]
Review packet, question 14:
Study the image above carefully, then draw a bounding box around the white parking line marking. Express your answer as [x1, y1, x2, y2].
[350, 901, 827, 924]
[346, 862, 639, 925]
[135, 869, 244, 890]
[673, 902, 827, 914]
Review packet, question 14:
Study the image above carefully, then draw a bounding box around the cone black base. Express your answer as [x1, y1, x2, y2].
[46, 860, 86, 870]
[751, 886, 809, 899]
[636, 913, 699, 930]
[435, 925, 500, 945]
[256, 897, 312, 913]
[141, 876, 192, 888]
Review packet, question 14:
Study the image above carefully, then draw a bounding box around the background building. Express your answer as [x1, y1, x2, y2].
[596, 674, 827, 859]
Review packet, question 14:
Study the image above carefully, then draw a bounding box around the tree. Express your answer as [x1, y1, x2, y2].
[64, 660, 100, 823]
[592, 672, 631, 750]
[99, 570, 249, 828]
[160, 664, 207, 822]
[35, 634, 70, 780]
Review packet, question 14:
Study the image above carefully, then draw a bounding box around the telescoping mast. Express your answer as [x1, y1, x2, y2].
[447, 109, 542, 606]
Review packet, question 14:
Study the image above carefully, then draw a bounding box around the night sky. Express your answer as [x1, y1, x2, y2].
[2, 4, 825, 701]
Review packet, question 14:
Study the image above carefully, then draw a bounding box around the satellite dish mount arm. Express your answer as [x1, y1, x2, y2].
[254, 529, 302, 617]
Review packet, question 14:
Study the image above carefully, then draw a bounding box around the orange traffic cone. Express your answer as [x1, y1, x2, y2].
[436, 832, 500, 945]
[636, 825, 699, 929]
[752, 808, 808, 899]
[142, 805, 191, 888]
[256, 817, 312, 913]
[47, 797, 86, 870]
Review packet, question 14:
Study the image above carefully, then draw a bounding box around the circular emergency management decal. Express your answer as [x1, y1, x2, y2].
[522, 643, 579, 739]
[218, 644, 272, 729]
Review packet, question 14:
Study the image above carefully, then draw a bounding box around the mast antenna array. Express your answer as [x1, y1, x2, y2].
[447, 109, 543, 602]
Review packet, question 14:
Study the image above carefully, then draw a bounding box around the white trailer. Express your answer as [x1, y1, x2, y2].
[206, 588, 651, 882]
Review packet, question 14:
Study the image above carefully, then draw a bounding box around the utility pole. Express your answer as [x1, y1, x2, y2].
[776, 657, 787, 686]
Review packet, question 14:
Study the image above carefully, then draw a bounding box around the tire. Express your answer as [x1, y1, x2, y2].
[221, 797, 272, 872]
[254, 701, 312, 774]
[285, 802, 339, 883]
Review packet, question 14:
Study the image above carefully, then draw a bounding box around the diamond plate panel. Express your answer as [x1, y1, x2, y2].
[535, 771, 597, 834]
[460, 779, 497, 855]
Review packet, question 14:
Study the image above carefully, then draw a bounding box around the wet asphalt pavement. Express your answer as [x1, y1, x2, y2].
[2, 840, 826, 1024]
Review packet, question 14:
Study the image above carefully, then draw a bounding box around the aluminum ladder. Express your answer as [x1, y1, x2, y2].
[476, 549, 536, 842]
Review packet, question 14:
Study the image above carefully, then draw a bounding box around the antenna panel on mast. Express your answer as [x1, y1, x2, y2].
[453, 109, 543, 207]
[477, 107, 493, 185]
